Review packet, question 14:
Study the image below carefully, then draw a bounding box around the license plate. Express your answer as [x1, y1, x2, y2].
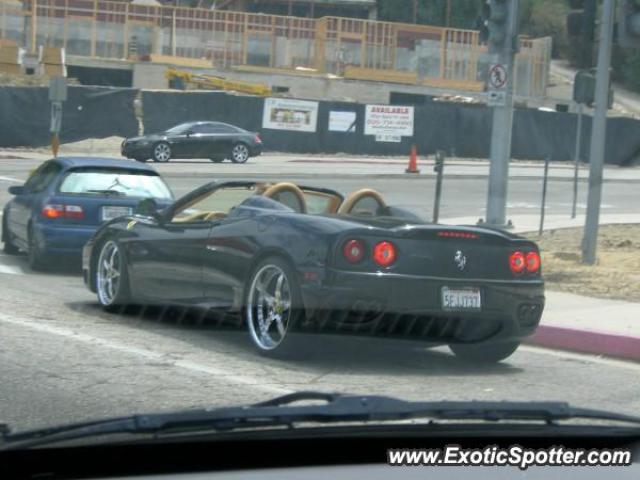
[441, 287, 481, 310]
[101, 206, 132, 221]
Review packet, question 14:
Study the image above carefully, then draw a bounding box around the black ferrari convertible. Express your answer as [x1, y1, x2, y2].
[83, 181, 544, 363]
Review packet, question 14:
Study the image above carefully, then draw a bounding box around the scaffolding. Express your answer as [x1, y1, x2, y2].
[0, 0, 551, 98]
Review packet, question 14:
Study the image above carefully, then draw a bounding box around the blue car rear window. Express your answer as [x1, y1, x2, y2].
[59, 169, 173, 199]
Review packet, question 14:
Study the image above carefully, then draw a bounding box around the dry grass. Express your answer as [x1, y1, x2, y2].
[526, 225, 640, 302]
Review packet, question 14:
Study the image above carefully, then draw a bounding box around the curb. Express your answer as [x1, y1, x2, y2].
[525, 325, 640, 362]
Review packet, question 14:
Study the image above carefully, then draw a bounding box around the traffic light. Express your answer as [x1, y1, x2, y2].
[477, 0, 514, 54]
[573, 70, 614, 109]
[617, 0, 640, 48]
[566, 0, 596, 68]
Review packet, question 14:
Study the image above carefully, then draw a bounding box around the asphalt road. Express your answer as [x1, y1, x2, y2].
[1, 155, 639, 433]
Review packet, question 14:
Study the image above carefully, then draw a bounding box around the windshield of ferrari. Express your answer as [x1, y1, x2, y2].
[1, 0, 639, 445]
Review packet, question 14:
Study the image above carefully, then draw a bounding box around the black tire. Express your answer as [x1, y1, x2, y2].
[230, 143, 250, 164]
[152, 142, 172, 163]
[27, 226, 48, 271]
[2, 215, 19, 255]
[243, 256, 304, 358]
[449, 341, 520, 364]
[209, 156, 225, 163]
[95, 239, 130, 311]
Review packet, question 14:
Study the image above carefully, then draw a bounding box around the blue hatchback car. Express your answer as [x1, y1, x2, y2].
[2, 157, 174, 270]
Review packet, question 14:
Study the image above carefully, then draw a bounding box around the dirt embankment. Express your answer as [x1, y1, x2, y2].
[527, 225, 640, 302]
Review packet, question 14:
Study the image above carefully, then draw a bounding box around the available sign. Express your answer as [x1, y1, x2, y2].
[364, 105, 414, 140]
[262, 97, 319, 132]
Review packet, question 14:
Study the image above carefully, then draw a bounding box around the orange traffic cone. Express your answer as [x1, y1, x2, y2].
[405, 145, 420, 173]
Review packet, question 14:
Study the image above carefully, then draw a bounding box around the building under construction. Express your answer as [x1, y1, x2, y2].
[0, 0, 551, 100]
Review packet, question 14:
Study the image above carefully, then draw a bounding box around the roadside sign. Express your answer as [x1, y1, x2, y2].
[487, 90, 507, 107]
[49, 76, 67, 102]
[488, 63, 508, 89]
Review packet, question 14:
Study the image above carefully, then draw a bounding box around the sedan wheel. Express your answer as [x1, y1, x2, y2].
[96, 240, 129, 308]
[152, 142, 172, 163]
[245, 258, 301, 355]
[230, 143, 249, 164]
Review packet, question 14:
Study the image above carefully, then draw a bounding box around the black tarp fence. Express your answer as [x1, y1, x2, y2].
[142, 90, 640, 165]
[0, 86, 139, 147]
[2, 86, 639, 165]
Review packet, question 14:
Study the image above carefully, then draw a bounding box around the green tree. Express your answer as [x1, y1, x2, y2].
[619, 50, 640, 92]
[519, 0, 570, 57]
[377, 0, 479, 29]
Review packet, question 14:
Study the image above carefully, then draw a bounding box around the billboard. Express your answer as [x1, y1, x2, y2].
[364, 104, 414, 142]
[262, 97, 319, 132]
[328, 111, 357, 132]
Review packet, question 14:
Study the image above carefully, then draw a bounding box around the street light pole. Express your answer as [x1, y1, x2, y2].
[582, 0, 615, 265]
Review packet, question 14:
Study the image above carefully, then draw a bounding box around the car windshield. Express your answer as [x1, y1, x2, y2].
[2, 0, 640, 463]
[59, 169, 173, 199]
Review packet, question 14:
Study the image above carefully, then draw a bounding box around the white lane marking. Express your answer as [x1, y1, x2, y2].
[520, 345, 640, 372]
[0, 176, 21, 183]
[0, 313, 290, 395]
[0, 264, 23, 275]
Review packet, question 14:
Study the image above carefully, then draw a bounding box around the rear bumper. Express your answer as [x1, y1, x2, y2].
[250, 144, 262, 157]
[33, 222, 97, 256]
[300, 270, 545, 345]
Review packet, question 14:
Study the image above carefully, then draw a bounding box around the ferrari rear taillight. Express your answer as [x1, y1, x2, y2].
[41, 204, 84, 220]
[254, 134, 262, 144]
[343, 239, 365, 263]
[526, 251, 541, 273]
[373, 241, 396, 267]
[509, 250, 541, 275]
[509, 251, 526, 275]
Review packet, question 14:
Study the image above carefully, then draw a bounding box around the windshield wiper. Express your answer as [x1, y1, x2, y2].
[86, 189, 125, 196]
[3, 391, 640, 450]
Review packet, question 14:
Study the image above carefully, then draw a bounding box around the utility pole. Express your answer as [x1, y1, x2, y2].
[582, 0, 615, 265]
[483, 0, 519, 227]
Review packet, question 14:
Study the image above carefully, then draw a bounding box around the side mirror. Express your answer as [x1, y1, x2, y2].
[135, 198, 162, 221]
[8, 185, 24, 195]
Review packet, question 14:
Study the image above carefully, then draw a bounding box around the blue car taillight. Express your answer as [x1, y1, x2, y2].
[41, 204, 85, 220]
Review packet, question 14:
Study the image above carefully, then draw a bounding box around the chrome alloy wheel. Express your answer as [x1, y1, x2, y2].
[231, 143, 249, 163]
[246, 264, 292, 350]
[97, 241, 122, 306]
[153, 143, 171, 162]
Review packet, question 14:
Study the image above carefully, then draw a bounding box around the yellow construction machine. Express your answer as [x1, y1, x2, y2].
[165, 68, 272, 96]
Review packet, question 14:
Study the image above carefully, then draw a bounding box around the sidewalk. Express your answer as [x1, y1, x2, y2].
[551, 60, 640, 118]
[440, 213, 640, 234]
[525, 291, 640, 362]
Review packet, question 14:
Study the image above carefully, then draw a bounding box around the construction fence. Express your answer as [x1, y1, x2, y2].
[2, 85, 639, 166]
[1, 0, 551, 98]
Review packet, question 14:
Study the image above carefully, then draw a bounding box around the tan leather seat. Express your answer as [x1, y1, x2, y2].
[262, 182, 307, 213]
[337, 188, 386, 216]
